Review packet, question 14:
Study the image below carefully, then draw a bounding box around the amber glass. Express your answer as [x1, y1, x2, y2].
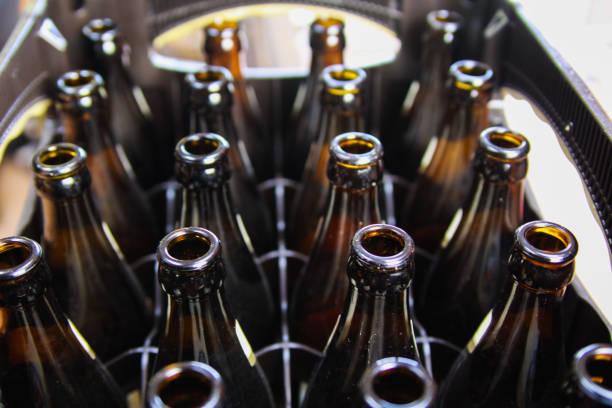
[285, 17, 345, 180]
[55, 70, 159, 266]
[203, 20, 272, 180]
[438, 220, 578, 407]
[288, 65, 367, 255]
[0, 236, 126, 407]
[554, 344, 612, 407]
[360, 357, 436, 408]
[32, 142, 151, 364]
[291, 132, 384, 351]
[152, 227, 275, 407]
[387, 10, 463, 179]
[400, 60, 493, 253]
[301, 224, 420, 407]
[174, 133, 275, 350]
[185, 66, 275, 255]
[82, 18, 163, 188]
[147, 361, 224, 408]
[417, 127, 530, 347]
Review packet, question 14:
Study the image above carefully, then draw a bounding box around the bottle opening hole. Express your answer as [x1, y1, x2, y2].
[89, 19, 115, 33]
[489, 131, 523, 149]
[64, 73, 94, 87]
[362, 231, 404, 257]
[457, 64, 488, 77]
[340, 139, 374, 155]
[586, 354, 612, 390]
[329, 69, 360, 82]
[39, 149, 76, 166]
[525, 227, 570, 253]
[435, 13, 461, 24]
[206, 20, 239, 33]
[184, 139, 220, 156]
[159, 373, 212, 408]
[168, 234, 211, 261]
[315, 17, 343, 28]
[194, 71, 225, 83]
[0, 243, 31, 270]
[373, 368, 424, 404]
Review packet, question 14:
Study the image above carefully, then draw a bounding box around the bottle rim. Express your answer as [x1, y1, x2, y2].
[0, 236, 42, 281]
[147, 361, 224, 408]
[322, 64, 367, 95]
[574, 343, 612, 405]
[330, 132, 383, 168]
[360, 357, 435, 408]
[82, 18, 119, 42]
[426, 9, 463, 33]
[479, 126, 530, 161]
[352, 224, 414, 271]
[204, 20, 240, 38]
[515, 220, 578, 267]
[56, 69, 105, 99]
[157, 227, 221, 272]
[311, 17, 345, 35]
[449, 60, 493, 90]
[175, 133, 230, 166]
[185, 65, 233, 91]
[32, 143, 87, 179]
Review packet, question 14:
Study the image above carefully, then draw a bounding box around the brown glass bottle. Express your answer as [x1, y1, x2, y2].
[175, 133, 275, 350]
[555, 343, 612, 407]
[55, 70, 159, 268]
[400, 60, 493, 254]
[285, 17, 345, 180]
[360, 357, 436, 408]
[291, 132, 384, 351]
[147, 361, 224, 408]
[32, 142, 151, 364]
[82, 18, 164, 189]
[386, 10, 463, 180]
[417, 127, 530, 347]
[203, 20, 272, 180]
[301, 224, 420, 408]
[288, 65, 367, 256]
[0, 236, 126, 408]
[185, 66, 275, 255]
[152, 227, 275, 407]
[438, 220, 578, 407]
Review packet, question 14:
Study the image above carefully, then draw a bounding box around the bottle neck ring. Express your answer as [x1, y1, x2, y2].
[327, 132, 383, 189]
[573, 343, 612, 406]
[32, 143, 91, 198]
[475, 126, 530, 183]
[175, 133, 232, 188]
[186, 65, 234, 111]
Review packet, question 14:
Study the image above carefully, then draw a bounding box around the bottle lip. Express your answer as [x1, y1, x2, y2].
[82, 17, 119, 42]
[0, 236, 43, 282]
[515, 220, 578, 267]
[352, 224, 414, 271]
[175, 133, 230, 166]
[479, 126, 530, 161]
[32, 143, 88, 179]
[360, 357, 435, 408]
[311, 17, 345, 35]
[330, 132, 383, 168]
[449, 60, 493, 91]
[574, 343, 612, 405]
[157, 227, 221, 272]
[56, 69, 105, 100]
[185, 65, 233, 91]
[426, 9, 463, 33]
[322, 64, 367, 95]
[147, 361, 224, 408]
[204, 20, 240, 38]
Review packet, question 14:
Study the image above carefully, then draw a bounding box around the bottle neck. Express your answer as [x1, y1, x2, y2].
[207, 50, 243, 82]
[179, 182, 235, 231]
[59, 106, 116, 156]
[310, 50, 344, 81]
[421, 31, 455, 86]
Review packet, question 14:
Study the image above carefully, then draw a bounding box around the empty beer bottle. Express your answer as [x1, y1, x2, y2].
[32, 143, 151, 364]
[301, 224, 420, 408]
[400, 60, 493, 253]
[438, 220, 578, 407]
[0, 236, 126, 408]
[175, 133, 275, 349]
[55, 70, 159, 267]
[82, 18, 164, 188]
[147, 361, 224, 408]
[285, 17, 346, 180]
[289, 65, 367, 255]
[417, 127, 530, 347]
[291, 132, 384, 351]
[185, 67, 275, 255]
[360, 357, 436, 408]
[387, 10, 463, 179]
[153, 227, 275, 407]
[203, 20, 272, 180]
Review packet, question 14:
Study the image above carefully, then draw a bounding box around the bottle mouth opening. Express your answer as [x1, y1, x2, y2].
[516, 221, 578, 266]
[176, 133, 229, 165]
[148, 362, 223, 408]
[33, 143, 87, 178]
[323, 65, 366, 94]
[428, 10, 463, 32]
[158, 227, 220, 271]
[450, 60, 493, 90]
[313, 17, 344, 31]
[187, 66, 232, 90]
[331, 132, 382, 168]
[83, 18, 117, 41]
[353, 224, 413, 271]
[361, 357, 434, 408]
[205, 20, 239, 37]
[57, 70, 104, 98]
[0, 237, 42, 281]
[480, 127, 530, 161]
[575, 344, 612, 404]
